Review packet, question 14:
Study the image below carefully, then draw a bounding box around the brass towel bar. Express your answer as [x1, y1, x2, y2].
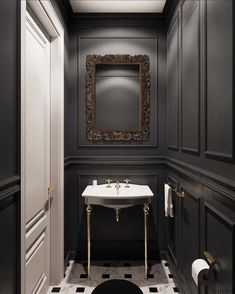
[167, 183, 184, 198]
[176, 191, 184, 198]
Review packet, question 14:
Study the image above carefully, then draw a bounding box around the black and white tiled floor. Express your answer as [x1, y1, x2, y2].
[48, 260, 179, 294]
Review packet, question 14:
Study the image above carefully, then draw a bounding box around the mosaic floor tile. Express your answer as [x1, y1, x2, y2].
[48, 260, 179, 294]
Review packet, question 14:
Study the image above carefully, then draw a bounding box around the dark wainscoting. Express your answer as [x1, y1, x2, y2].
[64, 156, 235, 294]
[0, 191, 20, 294]
[0, 0, 21, 293]
[166, 159, 235, 294]
[202, 188, 235, 294]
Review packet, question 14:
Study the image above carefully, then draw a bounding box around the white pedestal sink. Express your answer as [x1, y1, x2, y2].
[81, 182, 154, 280]
[82, 183, 154, 208]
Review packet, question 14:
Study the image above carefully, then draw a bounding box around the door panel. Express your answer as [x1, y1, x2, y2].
[25, 16, 50, 223]
[26, 232, 47, 294]
[25, 12, 51, 294]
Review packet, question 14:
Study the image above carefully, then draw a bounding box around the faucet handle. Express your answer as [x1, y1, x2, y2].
[106, 178, 112, 188]
[124, 178, 131, 188]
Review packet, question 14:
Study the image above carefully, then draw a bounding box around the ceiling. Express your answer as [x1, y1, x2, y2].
[69, 0, 167, 13]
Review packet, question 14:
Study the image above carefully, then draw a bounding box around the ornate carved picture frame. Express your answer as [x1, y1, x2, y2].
[85, 54, 150, 142]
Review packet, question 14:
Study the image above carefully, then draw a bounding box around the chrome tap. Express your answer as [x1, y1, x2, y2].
[115, 179, 121, 189]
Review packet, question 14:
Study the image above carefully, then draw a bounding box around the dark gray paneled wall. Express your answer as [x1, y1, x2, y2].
[64, 22, 168, 259]
[181, 0, 200, 154]
[205, 0, 233, 159]
[78, 32, 157, 147]
[67, 24, 167, 156]
[166, 167, 235, 294]
[167, 0, 235, 181]
[167, 13, 179, 150]
[0, 0, 20, 293]
[166, 1, 235, 293]
[0, 0, 18, 179]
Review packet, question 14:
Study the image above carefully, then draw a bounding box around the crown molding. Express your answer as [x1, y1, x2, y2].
[55, 0, 178, 27]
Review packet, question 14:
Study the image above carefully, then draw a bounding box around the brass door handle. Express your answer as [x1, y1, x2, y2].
[44, 196, 54, 212]
[48, 187, 55, 193]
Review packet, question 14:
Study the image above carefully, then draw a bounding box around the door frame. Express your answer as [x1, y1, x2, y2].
[21, 0, 64, 292]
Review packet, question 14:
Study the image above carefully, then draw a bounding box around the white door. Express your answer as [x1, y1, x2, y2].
[24, 12, 51, 294]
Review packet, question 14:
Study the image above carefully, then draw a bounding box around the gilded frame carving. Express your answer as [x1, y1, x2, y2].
[85, 54, 150, 142]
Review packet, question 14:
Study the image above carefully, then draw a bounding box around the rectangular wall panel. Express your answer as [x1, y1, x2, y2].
[181, 0, 200, 154]
[78, 34, 158, 147]
[0, 1, 18, 180]
[26, 232, 47, 294]
[180, 187, 200, 294]
[205, 0, 234, 159]
[0, 195, 18, 294]
[0, 0, 20, 293]
[167, 14, 179, 150]
[166, 176, 179, 266]
[204, 203, 234, 294]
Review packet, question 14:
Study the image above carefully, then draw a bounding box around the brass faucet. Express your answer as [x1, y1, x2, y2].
[115, 179, 121, 189]
[106, 178, 112, 188]
[124, 178, 131, 188]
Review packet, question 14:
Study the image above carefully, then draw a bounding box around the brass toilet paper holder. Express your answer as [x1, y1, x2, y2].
[203, 251, 217, 282]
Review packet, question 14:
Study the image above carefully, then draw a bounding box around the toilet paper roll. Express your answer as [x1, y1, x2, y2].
[192, 259, 209, 286]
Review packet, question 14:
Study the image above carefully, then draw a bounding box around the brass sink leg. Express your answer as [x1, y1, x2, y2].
[86, 204, 92, 279]
[115, 208, 120, 223]
[144, 203, 150, 280]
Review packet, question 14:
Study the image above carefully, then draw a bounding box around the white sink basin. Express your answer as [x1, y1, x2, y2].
[82, 183, 154, 208]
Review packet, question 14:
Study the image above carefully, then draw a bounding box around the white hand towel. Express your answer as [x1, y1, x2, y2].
[164, 184, 170, 216]
[164, 184, 174, 217]
[168, 189, 174, 217]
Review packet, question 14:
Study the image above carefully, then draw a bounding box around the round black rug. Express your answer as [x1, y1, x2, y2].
[92, 279, 143, 294]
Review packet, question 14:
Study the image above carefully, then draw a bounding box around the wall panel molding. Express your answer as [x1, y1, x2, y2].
[167, 12, 179, 150]
[0, 0, 21, 292]
[204, 0, 234, 160]
[180, 0, 200, 155]
[77, 34, 159, 148]
[203, 202, 235, 294]
[166, 175, 179, 266]
[0, 175, 20, 191]
[0, 185, 20, 202]
[166, 157, 235, 196]
[180, 186, 201, 294]
[64, 155, 165, 167]
[65, 156, 235, 194]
